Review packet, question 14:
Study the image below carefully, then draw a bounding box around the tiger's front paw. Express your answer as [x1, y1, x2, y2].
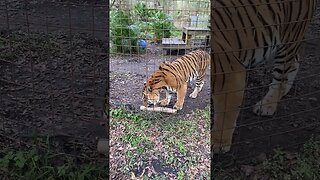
[189, 92, 198, 98]
[173, 103, 183, 110]
[253, 101, 277, 116]
[160, 99, 170, 106]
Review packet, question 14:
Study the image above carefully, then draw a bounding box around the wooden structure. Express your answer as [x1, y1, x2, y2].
[182, 26, 210, 46]
[161, 26, 210, 54]
[161, 37, 187, 55]
[162, 37, 186, 49]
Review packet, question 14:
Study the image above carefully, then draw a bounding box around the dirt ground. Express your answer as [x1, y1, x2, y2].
[0, 0, 108, 158]
[0, 0, 107, 41]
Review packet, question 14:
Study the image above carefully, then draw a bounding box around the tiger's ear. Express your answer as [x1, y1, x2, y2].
[158, 64, 164, 70]
[159, 61, 169, 70]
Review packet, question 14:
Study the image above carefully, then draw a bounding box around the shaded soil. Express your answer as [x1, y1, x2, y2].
[0, 0, 107, 41]
[0, 30, 108, 156]
[0, 0, 108, 158]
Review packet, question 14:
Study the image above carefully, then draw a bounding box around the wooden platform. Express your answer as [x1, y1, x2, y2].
[161, 37, 210, 55]
[161, 38, 188, 49]
[182, 27, 210, 45]
[161, 38, 188, 55]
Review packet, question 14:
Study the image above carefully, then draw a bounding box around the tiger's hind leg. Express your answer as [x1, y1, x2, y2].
[253, 55, 300, 116]
[189, 77, 204, 98]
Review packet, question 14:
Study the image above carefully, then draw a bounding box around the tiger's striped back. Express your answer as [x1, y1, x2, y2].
[212, 0, 318, 68]
[158, 50, 210, 89]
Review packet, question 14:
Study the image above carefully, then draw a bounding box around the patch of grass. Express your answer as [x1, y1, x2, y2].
[177, 170, 185, 180]
[0, 148, 108, 180]
[262, 135, 320, 179]
[110, 108, 151, 130]
[110, 108, 126, 119]
[122, 130, 155, 154]
[166, 136, 186, 155]
[111, 109, 155, 157]
[122, 151, 137, 173]
[162, 117, 197, 137]
[122, 131, 146, 147]
[110, 107, 210, 178]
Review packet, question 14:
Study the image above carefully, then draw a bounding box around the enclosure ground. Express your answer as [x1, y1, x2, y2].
[0, 0, 108, 163]
[0, 31, 108, 162]
[109, 108, 210, 179]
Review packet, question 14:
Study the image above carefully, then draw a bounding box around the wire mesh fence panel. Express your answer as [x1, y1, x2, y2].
[109, 0, 211, 178]
[211, 0, 320, 178]
[0, 0, 108, 179]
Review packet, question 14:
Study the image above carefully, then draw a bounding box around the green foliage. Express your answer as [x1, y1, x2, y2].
[110, 108, 154, 156]
[133, 2, 174, 40]
[151, 10, 174, 40]
[110, 108, 146, 124]
[263, 135, 320, 180]
[177, 170, 185, 180]
[110, 108, 125, 119]
[133, 2, 156, 21]
[110, 10, 139, 54]
[110, 2, 176, 54]
[0, 148, 108, 179]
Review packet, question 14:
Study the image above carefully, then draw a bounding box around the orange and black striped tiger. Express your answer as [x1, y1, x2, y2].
[211, 0, 318, 153]
[143, 50, 210, 110]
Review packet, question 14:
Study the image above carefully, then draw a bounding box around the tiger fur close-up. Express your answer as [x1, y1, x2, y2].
[211, 0, 318, 153]
[143, 50, 210, 110]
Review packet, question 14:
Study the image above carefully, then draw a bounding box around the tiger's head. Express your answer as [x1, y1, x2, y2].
[142, 64, 175, 106]
[142, 75, 165, 106]
[142, 82, 161, 107]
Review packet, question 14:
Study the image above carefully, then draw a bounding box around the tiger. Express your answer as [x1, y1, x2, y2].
[143, 50, 210, 110]
[211, 0, 318, 154]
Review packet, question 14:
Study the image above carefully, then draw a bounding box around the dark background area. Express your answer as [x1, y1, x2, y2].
[0, 0, 108, 159]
